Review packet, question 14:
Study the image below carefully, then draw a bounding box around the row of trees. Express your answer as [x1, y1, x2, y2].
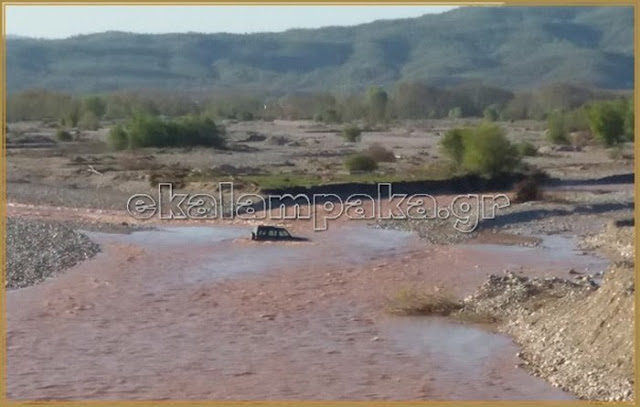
[7, 82, 628, 125]
[547, 98, 634, 147]
[343, 122, 527, 177]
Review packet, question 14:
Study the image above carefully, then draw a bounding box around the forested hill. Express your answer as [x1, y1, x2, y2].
[6, 6, 634, 94]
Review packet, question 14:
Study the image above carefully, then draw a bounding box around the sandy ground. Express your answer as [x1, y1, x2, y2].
[7, 119, 634, 212]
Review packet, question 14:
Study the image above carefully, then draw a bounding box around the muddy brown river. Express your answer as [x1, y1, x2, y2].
[7, 224, 608, 400]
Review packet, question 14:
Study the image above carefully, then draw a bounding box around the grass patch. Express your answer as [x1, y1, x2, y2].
[387, 288, 462, 316]
[386, 287, 500, 324]
[175, 161, 463, 191]
[344, 153, 378, 173]
[243, 174, 328, 190]
[242, 167, 457, 190]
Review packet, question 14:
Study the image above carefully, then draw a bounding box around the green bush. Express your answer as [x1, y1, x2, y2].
[624, 99, 634, 142]
[344, 153, 378, 172]
[342, 125, 362, 142]
[108, 124, 129, 150]
[462, 123, 519, 177]
[516, 141, 537, 157]
[364, 143, 396, 162]
[56, 129, 73, 142]
[367, 86, 388, 123]
[440, 128, 468, 165]
[239, 111, 254, 121]
[315, 108, 342, 124]
[586, 100, 627, 147]
[78, 111, 100, 130]
[563, 107, 589, 132]
[546, 112, 570, 145]
[483, 106, 499, 122]
[448, 106, 462, 119]
[83, 96, 107, 119]
[324, 108, 342, 123]
[440, 123, 520, 177]
[111, 114, 226, 150]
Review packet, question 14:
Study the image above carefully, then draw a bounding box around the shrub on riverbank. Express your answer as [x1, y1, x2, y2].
[56, 129, 73, 142]
[344, 153, 378, 173]
[364, 143, 396, 162]
[516, 141, 537, 157]
[440, 122, 520, 177]
[586, 99, 631, 147]
[108, 114, 225, 150]
[342, 125, 362, 142]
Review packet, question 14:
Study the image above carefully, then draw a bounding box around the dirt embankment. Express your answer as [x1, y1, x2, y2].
[464, 222, 635, 401]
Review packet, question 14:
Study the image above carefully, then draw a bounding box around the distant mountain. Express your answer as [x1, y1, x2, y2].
[6, 6, 634, 94]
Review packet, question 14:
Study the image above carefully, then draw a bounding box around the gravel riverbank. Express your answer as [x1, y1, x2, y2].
[6, 218, 100, 289]
[461, 223, 634, 401]
[376, 186, 633, 244]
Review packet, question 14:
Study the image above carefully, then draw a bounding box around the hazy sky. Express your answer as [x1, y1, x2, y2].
[6, 5, 458, 39]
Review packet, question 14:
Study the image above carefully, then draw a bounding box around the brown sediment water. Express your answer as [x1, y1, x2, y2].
[7, 224, 599, 400]
[379, 317, 573, 400]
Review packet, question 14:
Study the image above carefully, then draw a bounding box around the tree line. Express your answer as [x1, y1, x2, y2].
[7, 82, 629, 126]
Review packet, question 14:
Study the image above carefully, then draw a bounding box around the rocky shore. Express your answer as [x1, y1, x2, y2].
[462, 223, 634, 401]
[6, 218, 100, 289]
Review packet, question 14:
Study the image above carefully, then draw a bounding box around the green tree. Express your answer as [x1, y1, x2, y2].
[78, 111, 100, 130]
[108, 124, 129, 150]
[61, 100, 82, 127]
[440, 128, 468, 165]
[323, 108, 342, 123]
[483, 106, 499, 122]
[586, 100, 626, 147]
[624, 98, 634, 142]
[84, 96, 107, 119]
[448, 107, 463, 119]
[462, 123, 519, 177]
[440, 123, 520, 177]
[367, 86, 388, 123]
[546, 112, 569, 145]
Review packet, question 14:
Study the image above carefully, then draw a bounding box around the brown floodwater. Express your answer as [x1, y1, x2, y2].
[8, 224, 603, 400]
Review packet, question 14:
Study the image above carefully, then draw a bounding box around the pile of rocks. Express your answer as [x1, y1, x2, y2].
[580, 220, 634, 263]
[462, 271, 592, 319]
[463, 268, 634, 401]
[6, 218, 100, 289]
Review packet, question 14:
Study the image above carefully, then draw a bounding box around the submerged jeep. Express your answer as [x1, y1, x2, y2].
[250, 225, 309, 242]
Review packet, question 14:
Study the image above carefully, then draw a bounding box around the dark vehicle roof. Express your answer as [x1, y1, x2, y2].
[252, 225, 308, 241]
[255, 225, 288, 231]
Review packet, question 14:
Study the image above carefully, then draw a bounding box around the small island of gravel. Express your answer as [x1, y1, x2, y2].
[6, 218, 100, 289]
